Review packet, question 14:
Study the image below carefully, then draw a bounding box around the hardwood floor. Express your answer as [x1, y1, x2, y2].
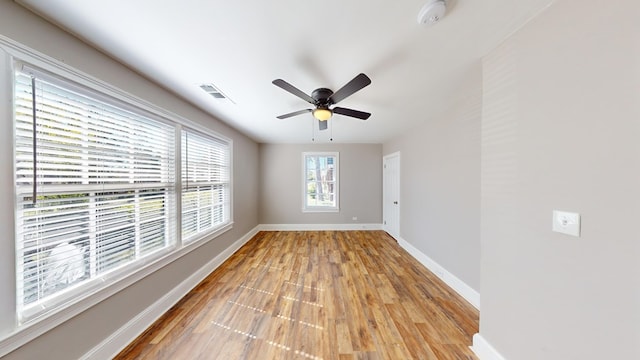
[116, 231, 479, 359]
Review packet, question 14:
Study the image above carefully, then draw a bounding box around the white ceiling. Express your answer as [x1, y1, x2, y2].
[18, 0, 554, 144]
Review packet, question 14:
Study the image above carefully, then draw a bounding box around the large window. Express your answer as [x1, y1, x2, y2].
[302, 152, 339, 212]
[12, 64, 231, 322]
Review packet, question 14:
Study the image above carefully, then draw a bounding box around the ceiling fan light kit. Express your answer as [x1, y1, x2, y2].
[313, 108, 332, 121]
[418, 0, 447, 26]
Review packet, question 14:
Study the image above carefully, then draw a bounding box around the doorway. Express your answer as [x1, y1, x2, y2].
[383, 152, 400, 240]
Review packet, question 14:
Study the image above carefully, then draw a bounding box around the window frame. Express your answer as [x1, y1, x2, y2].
[13, 67, 181, 320]
[2, 41, 233, 335]
[302, 151, 339, 212]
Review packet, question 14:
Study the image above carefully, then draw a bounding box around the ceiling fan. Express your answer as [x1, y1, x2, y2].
[272, 73, 372, 130]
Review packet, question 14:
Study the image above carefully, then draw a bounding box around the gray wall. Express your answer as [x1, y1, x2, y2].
[480, 0, 640, 359]
[383, 64, 482, 292]
[259, 143, 382, 225]
[0, 2, 259, 359]
[6, 1, 639, 359]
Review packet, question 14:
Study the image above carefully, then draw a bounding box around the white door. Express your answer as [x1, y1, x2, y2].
[383, 152, 400, 240]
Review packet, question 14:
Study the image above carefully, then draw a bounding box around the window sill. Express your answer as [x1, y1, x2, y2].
[302, 208, 340, 213]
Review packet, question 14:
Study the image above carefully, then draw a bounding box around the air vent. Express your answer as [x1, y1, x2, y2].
[199, 83, 227, 99]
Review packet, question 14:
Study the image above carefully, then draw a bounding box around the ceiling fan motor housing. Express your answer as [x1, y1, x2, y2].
[312, 88, 334, 105]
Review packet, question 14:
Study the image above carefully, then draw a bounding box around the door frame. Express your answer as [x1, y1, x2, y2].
[383, 151, 400, 240]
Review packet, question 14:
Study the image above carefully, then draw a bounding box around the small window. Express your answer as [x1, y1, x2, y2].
[302, 152, 339, 212]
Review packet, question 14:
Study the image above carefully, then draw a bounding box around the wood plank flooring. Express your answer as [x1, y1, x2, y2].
[116, 231, 479, 360]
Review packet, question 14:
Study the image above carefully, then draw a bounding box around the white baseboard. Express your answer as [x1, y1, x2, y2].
[258, 223, 383, 231]
[472, 333, 507, 360]
[81, 225, 260, 360]
[396, 237, 480, 310]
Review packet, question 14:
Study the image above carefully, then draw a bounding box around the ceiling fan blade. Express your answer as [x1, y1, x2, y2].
[272, 79, 315, 104]
[333, 107, 371, 120]
[276, 109, 312, 119]
[319, 120, 328, 131]
[329, 73, 371, 104]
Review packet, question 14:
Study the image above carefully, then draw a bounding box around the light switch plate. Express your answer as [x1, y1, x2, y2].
[552, 210, 580, 237]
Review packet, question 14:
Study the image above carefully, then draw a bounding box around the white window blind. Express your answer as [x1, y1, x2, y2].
[302, 152, 339, 212]
[14, 68, 176, 317]
[181, 129, 230, 240]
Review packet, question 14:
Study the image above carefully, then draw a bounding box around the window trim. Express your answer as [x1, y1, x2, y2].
[0, 36, 233, 355]
[13, 68, 183, 320]
[302, 151, 339, 213]
[13, 62, 233, 321]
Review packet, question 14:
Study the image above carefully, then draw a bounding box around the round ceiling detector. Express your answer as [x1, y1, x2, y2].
[418, 0, 447, 26]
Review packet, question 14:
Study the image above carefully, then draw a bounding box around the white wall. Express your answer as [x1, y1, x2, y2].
[383, 63, 482, 294]
[0, 2, 259, 359]
[478, 0, 640, 359]
[259, 143, 382, 225]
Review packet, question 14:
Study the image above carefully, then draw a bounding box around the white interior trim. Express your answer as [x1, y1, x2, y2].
[258, 223, 383, 231]
[472, 333, 507, 360]
[81, 225, 260, 360]
[301, 152, 340, 213]
[397, 236, 480, 309]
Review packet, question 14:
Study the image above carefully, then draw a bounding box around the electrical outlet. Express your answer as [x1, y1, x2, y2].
[352, 216, 358, 221]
